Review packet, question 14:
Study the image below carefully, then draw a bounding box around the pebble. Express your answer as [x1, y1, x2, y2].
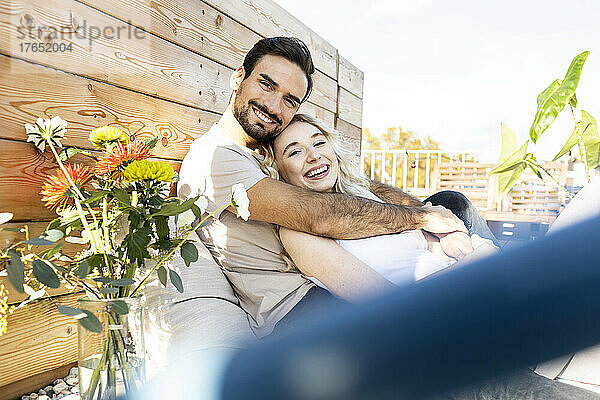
[38, 389, 46, 396]
[60, 390, 71, 395]
[69, 366, 78, 376]
[21, 396, 30, 400]
[43, 386, 52, 393]
[38, 396, 50, 400]
[29, 394, 38, 400]
[52, 381, 68, 392]
[71, 386, 80, 393]
[65, 376, 78, 386]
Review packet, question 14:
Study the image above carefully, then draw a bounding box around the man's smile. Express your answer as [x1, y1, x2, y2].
[253, 106, 276, 124]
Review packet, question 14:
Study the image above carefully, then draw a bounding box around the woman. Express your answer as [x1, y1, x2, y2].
[260, 114, 497, 301]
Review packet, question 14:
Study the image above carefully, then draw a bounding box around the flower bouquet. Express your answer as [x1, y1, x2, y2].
[0, 117, 249, 399]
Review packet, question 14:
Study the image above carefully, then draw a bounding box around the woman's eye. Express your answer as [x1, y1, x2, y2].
[288, 149, 301, 157]
[314, 141, 326, 147]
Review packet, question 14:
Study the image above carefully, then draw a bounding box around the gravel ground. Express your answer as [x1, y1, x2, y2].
[20, 367, 79, 400]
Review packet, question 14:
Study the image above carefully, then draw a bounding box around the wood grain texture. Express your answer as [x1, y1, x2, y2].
[0, 139, 182, 221]
[73, 0, 338, 113]
[337, 87, 363, 127]
[0, 55, 218, 161]
[335, 117, 361, 156]
[0, 0, 233, 114]
[207, 0, 338, 79]
[0, 362, 76, 400]
[338, 55, 364, 99]
[0, 292, 82, 388]
[298, 101, 335, 128]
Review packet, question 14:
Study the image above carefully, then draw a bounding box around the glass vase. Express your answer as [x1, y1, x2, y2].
[77, 298, 146, 400]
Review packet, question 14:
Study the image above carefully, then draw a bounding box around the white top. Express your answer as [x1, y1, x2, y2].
[310, 230, 454, 291]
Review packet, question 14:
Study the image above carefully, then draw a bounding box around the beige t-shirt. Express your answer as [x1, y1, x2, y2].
[177, 123, 315, 337]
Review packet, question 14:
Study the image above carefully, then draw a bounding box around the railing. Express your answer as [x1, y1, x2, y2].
[360, 149, 478, 198]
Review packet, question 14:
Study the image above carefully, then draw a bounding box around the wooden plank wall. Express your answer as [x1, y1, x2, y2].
[0, 0, 364, 397]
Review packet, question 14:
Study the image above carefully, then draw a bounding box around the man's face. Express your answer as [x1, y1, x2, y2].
[233, 55, 308, 142]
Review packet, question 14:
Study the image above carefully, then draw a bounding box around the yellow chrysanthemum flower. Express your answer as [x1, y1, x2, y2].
[89, 126, 129, 150]
[122, 160, 175, 182]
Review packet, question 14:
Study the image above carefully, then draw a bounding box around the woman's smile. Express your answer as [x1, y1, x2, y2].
[304, 164, 330, 180]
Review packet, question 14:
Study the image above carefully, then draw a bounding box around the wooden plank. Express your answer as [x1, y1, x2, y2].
[338, 55, 364, 99]
[207, 0, 338, 79]
[0, 55, 218, 161]
[74, 0, 338, 113]
[0, 362, 76, 400]
[0, 0, 233, 114]
[0, 139, 181, 221]
[337, 87, 363, 127]
[335, 117, 361, 156]
[0, 292, 82, 387]
[298, 101, 335, 128]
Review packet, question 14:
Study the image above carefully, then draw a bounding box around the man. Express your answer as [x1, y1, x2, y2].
[177, 36, 599, 399]
[178, 36, 481, 337]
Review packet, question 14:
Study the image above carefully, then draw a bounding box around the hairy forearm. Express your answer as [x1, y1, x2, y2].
[369, 180, 423, 206]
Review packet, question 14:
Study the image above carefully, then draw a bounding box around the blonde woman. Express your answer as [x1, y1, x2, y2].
[260, 114, 497, 300]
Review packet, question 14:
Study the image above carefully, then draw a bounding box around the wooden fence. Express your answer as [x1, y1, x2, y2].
[0, 0, 364, 397]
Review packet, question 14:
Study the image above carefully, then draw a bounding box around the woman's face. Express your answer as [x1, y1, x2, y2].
[273, 121, 339, 192]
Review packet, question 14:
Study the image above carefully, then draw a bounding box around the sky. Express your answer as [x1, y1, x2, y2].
[274, 0, 600, 161]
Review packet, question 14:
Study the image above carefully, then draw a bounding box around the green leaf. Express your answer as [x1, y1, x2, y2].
[58, 147, 93, 162]
[191, 204, 203, 220]
[93, 277, 113, 284]
[0, 227, 21, 232]
[553, 110, 600, 169]
[81, 190, 110, 205]
[111, 300, 129, 315]
[529, 51, 589, 143]
[169, 269, 184, 293]
[25, 230, 61, 246]
[180, 242, 198, 265]
[524, 154, 543, 180]
[79, 310, 103, 333]
[7, 250, 25, 293]
[125, 226, 152, 267]
[492, 126, 529, 194]
[77, 261, 91, 279]
[157, 266, 167, 287]
[64, 236, 89, 244]
[143, 136, 159, 149]
[154, 216, 169, 240]
[151, 196, 198, 217]
[39, 242, 63, 260]
[110, 278, 135, 287]
[32, 260, 61, 288]
[57, 305, 86, 319]
[112, 188, 133, 208]
[100, 287, 119, 294]
[569, 93, 578, 108]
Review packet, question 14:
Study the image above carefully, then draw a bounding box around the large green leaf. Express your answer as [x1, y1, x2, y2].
[529, 51, 589, 143]
[25, 230, 64, 246]
[169, 269, 184, 293]
[180, 242, 198, 267]
[111, 299, 129, 315]
[157, 266, 167, 287]
[79, 310, 103, 333]
[32, 259, 61, 289]
[554, 110, 600, 168]
[109, 278, 135, 287]
[77, 260, 91, 279]
[491, 126, 529, 194]
[151, 196, 199, 217]
[125, 226, 152, 266]
[7, 250, 25, 293]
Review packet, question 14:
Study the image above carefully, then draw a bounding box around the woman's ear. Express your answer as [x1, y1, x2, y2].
[230, 66, 245, 92]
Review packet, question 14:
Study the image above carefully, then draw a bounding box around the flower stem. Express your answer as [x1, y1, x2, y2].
[129, 203, 230, 297]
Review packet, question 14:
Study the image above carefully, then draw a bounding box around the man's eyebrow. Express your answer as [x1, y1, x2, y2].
[259, 73, 302, 105]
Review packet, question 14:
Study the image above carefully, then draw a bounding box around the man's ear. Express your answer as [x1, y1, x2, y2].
[230, 66, 245, 91]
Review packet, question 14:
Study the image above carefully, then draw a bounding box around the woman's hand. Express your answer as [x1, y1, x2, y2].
[437, 231, 474, 260]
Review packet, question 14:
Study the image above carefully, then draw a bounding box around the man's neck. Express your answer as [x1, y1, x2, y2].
[218, 106, 260, 149]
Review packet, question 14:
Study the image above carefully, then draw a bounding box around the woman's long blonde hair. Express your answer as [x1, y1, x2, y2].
[259, 114, 380, 271]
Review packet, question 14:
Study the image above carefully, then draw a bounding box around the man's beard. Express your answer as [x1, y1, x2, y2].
[233, 90, 283, 141]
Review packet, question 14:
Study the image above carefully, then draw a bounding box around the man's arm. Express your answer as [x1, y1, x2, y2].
[369, 180, 423, 206]
[234, 177, 466, 239]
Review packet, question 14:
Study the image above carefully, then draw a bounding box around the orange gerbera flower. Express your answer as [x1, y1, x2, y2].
[96, 141, 152, 178]
[40, 164, 93, 210]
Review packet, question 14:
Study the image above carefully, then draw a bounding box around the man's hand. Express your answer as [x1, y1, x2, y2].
[437, 231, 474, 260]
[421, 203, 468, 234]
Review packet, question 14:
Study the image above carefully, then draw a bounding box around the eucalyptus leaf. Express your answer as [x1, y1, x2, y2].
[169, 269, 184, 293]
[77, 260, 91, 278]
[100, 287, 119, 294]
[180, 242, 198, 264]
[65, 236, 89, 244]
[25, 237, 56, 246]
[157, 266, 167, 287]
[0, 227, 21, 232]
[7, 250, 25, 293]
[111, 300, 129, 315]
[93, 277, 113, 284]
[110, 278, 135, 287]
[79, 310, 103, 333]
[32, 259, 61, 289]
[57, 305, 86, 319]
[529, 51, 589, 143]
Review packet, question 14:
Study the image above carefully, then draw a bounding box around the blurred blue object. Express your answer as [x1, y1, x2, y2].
[219, 215, 600, 400]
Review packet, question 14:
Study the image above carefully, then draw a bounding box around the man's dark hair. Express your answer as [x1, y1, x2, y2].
[242, 37, 315, 103]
